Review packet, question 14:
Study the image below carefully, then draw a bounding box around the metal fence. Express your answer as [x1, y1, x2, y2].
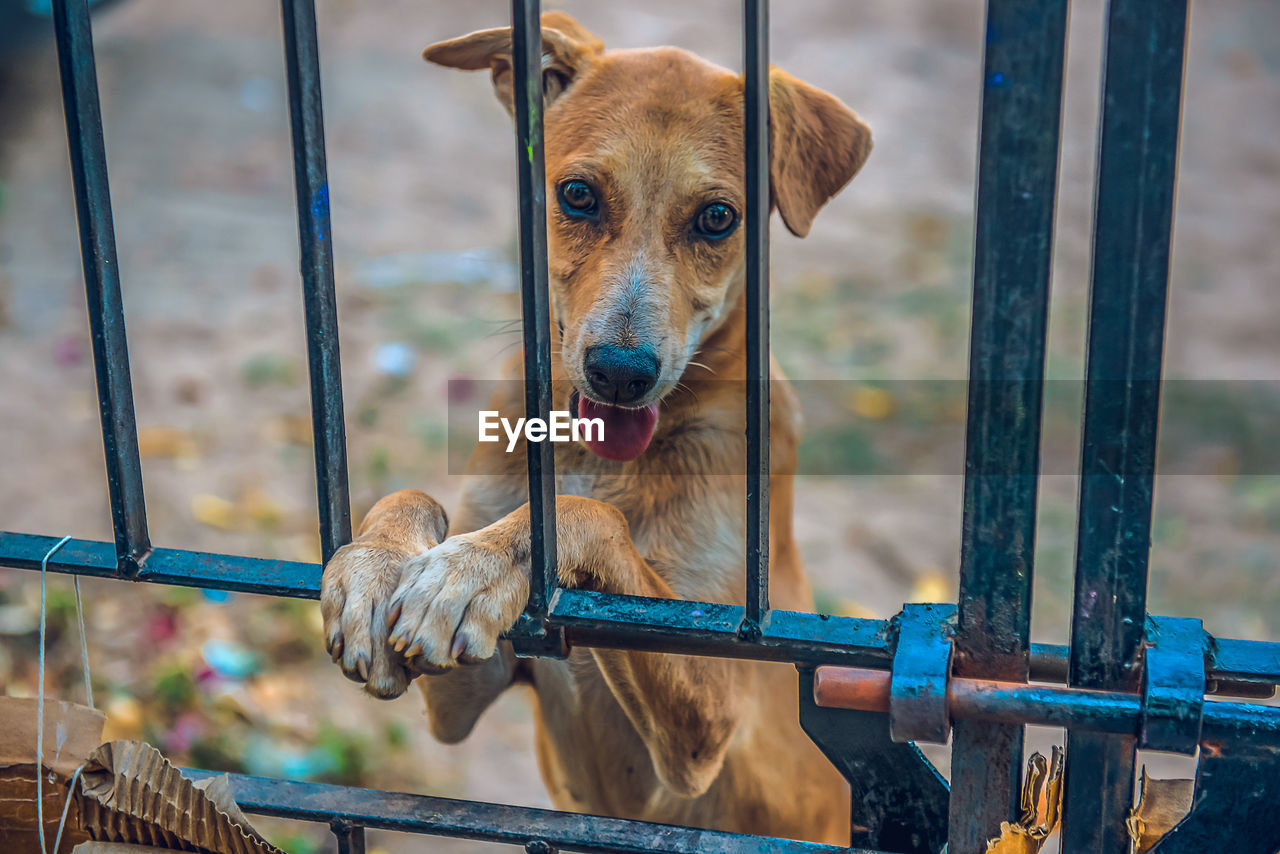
[3, 0, 1279, 852]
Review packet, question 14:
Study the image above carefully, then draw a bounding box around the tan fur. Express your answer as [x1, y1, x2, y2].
[321, 14, 871, 844]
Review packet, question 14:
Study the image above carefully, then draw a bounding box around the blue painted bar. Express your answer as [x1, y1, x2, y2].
[182, 769, 867, 854]
[0, 532, 320, 597]
[4, 532, 1279, 691]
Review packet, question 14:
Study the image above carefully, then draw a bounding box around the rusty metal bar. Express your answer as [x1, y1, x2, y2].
[949, 1, 1069, 850]
[1061, 1, 1189, 849]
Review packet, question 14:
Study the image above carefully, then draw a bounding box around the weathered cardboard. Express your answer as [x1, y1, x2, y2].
[0, 697, 107, 778]
[985, 746, 1064, 854]
[1127, 768, 1195, 853]
[0, 696, 106, 854]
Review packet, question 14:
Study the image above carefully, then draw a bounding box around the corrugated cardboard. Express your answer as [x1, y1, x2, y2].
[78, 740, 281, 854]
[0, 696, 281, 854]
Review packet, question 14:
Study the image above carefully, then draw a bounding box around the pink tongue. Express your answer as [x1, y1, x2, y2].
[576, 396, 659, 461]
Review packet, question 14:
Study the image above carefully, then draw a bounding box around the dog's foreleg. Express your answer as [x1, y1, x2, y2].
[321, 490, 521, 741]
[415, 643, 520, 743]
[388, 495, 748, 798]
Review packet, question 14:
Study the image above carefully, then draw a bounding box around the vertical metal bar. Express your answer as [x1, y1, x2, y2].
[741, 0, 770, 633]
[948, 2, 1068, 851]
[1060, 2, 1188, 851]
[281, 0, 352, 563]
[51, 0, 151, 576]
[511, 0, 558, 615]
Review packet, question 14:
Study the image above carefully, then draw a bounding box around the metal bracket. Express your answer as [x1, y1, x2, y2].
[1141, 616, 1207, 754]
[735, 613, 764, 642]
[889, 603, 955, 744]
[329, 819, 365, 854]
[799, 666, 949, 854]
[507, 612, 570, 659]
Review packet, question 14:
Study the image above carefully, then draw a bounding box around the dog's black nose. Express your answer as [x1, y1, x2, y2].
[583, 344, 659, 405]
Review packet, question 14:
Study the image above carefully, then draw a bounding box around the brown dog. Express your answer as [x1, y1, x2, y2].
[320, 13, 871, 844]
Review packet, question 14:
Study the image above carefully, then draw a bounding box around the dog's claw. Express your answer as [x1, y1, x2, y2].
[404, 642, 424, 660]
[329, 634, 344, 661]
[391, 634, 407, 653]
[451, 632, 468, 661]
[386, 600, 403, 629]
[355, 654, 369, 682]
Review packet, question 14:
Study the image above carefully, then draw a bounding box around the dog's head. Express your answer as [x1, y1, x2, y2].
[426, 13, 871, 460]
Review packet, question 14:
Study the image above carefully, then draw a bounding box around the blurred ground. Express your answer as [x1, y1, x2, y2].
[0, 1, 1277, 851]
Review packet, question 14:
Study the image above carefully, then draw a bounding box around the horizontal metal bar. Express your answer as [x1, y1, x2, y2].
[552, 593, 1274, 698]
[551, 589, 890, 667]
[3, 533, 1279, 692]
[1030, 639, 1273, 698]
[0, 533, 320, 598]
[181, 769, 868, 854]
[1210, 638, 1280, 686]
[815, 667, 1280, 746]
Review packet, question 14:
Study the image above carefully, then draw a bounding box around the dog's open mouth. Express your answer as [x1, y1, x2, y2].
[570, 391, 659, 462]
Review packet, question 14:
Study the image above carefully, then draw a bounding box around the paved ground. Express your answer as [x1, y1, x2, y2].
[1, 1, 1277, 851]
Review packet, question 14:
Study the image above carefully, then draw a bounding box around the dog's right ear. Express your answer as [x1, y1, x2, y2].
[767, 69, 873, 238]
[424, 12, 604, 116]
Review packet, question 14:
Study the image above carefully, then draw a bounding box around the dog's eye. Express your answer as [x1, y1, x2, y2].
[694, 202, 737, 239]
[558, 180, 598, 217]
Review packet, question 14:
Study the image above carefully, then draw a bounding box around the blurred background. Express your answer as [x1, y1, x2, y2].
[0, 1, 1277, 851]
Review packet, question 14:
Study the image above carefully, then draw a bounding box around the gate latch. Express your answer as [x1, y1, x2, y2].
[889, 602, 956, 744]
[1141, 615, 1207, 754]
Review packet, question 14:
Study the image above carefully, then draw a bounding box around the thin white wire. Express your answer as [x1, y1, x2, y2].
[73, 577, 93, 710]
[51, 762, 87, 854]
[35, 535, 73, 854]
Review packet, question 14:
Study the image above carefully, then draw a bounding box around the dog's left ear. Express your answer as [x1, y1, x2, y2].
[767, 69, 873, 238]
[424, 12, 604, 116]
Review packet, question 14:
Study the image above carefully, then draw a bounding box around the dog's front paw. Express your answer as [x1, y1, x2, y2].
[387, 534, 529, 669]
[321, 543, 416, 699]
